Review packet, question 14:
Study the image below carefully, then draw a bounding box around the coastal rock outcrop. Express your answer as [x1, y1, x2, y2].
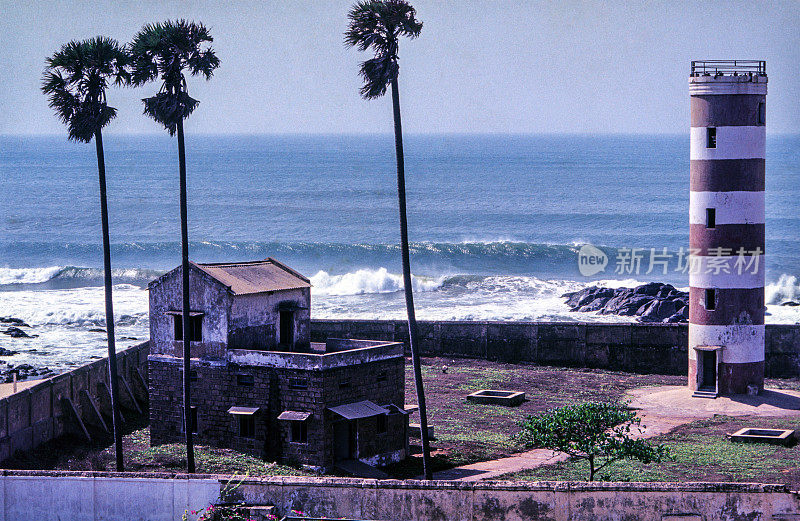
[563, 283, 689, 323]
[2, 327, 37, 338]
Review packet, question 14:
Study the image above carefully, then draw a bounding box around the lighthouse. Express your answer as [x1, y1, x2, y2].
[688, 61, 767, 397]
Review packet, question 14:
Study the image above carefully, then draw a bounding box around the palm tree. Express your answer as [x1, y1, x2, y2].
[129, 20, 219, 474]
[42, 36, 129, 471]
[345, 0, 432, 479]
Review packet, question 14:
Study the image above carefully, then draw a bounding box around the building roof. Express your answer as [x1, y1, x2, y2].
[277, 410, 312, 421]
[227, 406, 260, 415]
[327, 400, 388, 420]
[193, 258, 311, 295]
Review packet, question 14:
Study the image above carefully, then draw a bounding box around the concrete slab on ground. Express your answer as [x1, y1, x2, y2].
[627, 386, 800, 419]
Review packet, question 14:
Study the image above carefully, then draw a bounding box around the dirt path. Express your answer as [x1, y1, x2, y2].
[0, 379, 42, 399]
[427, 385, 800, 481]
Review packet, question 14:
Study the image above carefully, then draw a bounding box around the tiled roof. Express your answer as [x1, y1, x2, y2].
[194, 258, 310, 295]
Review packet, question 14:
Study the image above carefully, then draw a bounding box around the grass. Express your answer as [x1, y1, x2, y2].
[388, 356, 686, 478]
[498, 415, 800, 488]
[4, 413, 313, 477]
[6, 356, 799, 484]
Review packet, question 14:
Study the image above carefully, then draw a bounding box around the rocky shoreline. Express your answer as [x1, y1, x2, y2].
[0, 316, 52, 382]
[562, 282, 689, 323]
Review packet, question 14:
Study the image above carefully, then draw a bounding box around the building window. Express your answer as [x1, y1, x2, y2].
[376, 414, 387, 434]
[376, 371, 387, 383]
[288, 377, 308, 390]
[339, 378, 351, 390]
[290, 421, 308, 443]
[173, 314, 202, 342]
[239, 415, 256, 438]
[706, 127, 716, 149]
[758, 103, 765, 125]
[237, 374, 254, 386]
[705, 288, 716, 311]
[705, 208, 716, 229]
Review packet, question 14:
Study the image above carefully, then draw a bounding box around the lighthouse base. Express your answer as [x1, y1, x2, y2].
[689, 353, 764, 396]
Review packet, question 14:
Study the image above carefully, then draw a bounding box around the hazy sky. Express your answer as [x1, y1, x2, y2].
[2, 0, 799, 135]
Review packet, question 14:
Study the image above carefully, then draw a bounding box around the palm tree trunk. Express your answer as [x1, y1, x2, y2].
[94, 128, 124, 472]
[390, 78, 432, 480]
[177, 118, 196, 474]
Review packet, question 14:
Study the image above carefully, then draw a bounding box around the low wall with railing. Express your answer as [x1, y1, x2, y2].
[0, 342, 149, 463]
[311, 320, 800, 378]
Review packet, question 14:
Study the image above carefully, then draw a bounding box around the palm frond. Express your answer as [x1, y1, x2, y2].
[42, 37, 129, 142]
[345, 0, 421, 99]
[128, 19, 219, 129]
[142, 91, 199, 136]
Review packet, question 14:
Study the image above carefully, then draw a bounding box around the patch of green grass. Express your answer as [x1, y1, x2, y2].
[500, 416, 800, 486]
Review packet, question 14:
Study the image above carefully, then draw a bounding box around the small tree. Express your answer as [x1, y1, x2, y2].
[516, 401, 668, 481]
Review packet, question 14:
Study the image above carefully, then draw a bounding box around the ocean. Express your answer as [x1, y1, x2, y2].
[1, 134, 799, 371]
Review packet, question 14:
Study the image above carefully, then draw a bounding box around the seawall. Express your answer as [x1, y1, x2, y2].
[311, 320, 800, 378]
[0, 342, 149, 463]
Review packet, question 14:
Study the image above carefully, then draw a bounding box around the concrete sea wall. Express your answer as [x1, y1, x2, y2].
[1, 471, 799, 521]
[0, 342, 149, 463]
[311, 320, 800, 378]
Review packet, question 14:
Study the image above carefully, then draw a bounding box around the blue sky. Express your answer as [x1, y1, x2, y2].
[2, 0, 798, 135]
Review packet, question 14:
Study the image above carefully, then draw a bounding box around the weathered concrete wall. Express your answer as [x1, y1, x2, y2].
[311, 320, 800, 377]
[1, 471, 799, 521]
[0, 342, 149, 464]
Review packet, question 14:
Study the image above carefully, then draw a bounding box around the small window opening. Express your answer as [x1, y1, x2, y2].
[706, 208, 716, 229]
[239, 415, 255, 438]
[339, 378, 351, 390]
[705, 288, 716, 311]
[758, 103, 765, 125]
[706, 127, 717, 149]
[376, 414, 387, 434]
[376, 371, 387, 383]
[290, 421, 308, 443]
[173, 314, 202, 342]
[237, 374, 254, 386]
[288, 377, 308, 390]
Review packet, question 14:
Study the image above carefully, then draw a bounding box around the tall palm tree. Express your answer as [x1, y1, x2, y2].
[129, 20, 219, 474]
[42, 36, 129, 472]
[345, 0, 432, 479]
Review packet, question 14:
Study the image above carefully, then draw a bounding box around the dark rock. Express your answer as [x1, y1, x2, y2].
[600, 294, 652, 316]
[663, 312, 688, 323]
[89, 328, 107, 333]
[633, 282, 665, 297]
[639, 299, 678, 322]
[0, 347, 19, 356]
[564, 282, 690, 323]
[781, 301, 800, 307]
[0, 317, 30, 328]
[3, 327, 33, 338]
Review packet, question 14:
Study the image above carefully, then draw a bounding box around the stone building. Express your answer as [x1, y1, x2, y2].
[688, 61, 767, 397]
[148, 259, 408, 471]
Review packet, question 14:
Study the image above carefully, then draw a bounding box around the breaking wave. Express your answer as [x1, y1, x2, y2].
[310, 268, 444, 296]
[766, 274, 800, 305]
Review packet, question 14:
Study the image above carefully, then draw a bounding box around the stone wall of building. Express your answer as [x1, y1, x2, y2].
[311, 320, 800, 378]
[0, 342, 149, 464]
[149, 352, 406, 470]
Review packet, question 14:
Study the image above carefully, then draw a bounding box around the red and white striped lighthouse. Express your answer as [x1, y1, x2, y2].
[688, 61, 767, 397]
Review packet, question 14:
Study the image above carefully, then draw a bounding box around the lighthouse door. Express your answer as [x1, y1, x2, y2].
[701, 350, 717, 390]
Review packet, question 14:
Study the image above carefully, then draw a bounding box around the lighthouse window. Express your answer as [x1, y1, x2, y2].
[706, 128, 717, 149]
[758, 103, 765, 124]
[705, 208, 716, 229]
[705, 288, 716, 311]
